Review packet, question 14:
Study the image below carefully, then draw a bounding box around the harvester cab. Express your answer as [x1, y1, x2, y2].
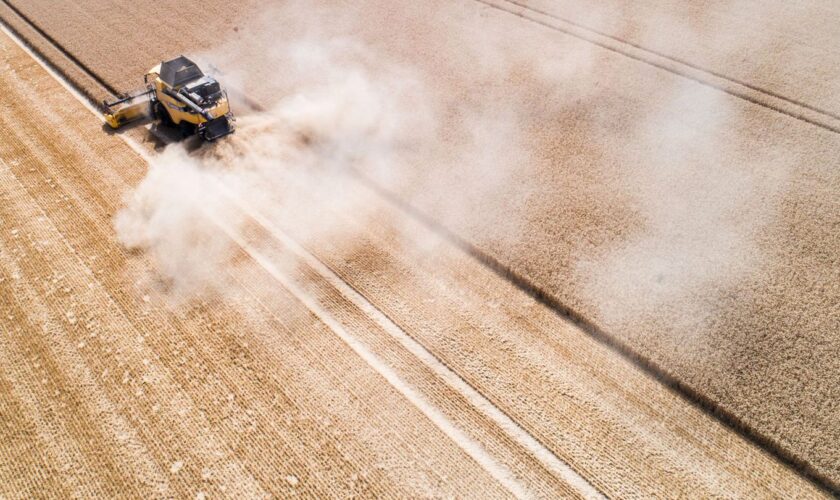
[103, 56, 235, 141]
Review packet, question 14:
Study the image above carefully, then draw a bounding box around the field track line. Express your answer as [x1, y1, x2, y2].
[206, 211, 532, 499]
[348, 168, 840, 496]
[2, 15, 836, 495]
[0, 28, 588, 496]
[499, 0, 840, 120]
[472, 0, 840, 135]
[211, 183, 605, 499]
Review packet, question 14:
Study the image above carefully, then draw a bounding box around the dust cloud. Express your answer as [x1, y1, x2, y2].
[116, 1, 792, 336]
[561, 1, 804, 338]
[115, 38, 432, 299]
[575, 71, 793, 338]
[114, 2, 539, 302]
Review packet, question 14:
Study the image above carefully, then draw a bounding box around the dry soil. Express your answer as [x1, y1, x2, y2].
[0, 0, 838, 492]
[0, 26, 829, 497]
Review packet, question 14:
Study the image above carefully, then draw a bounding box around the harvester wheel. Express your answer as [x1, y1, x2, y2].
[179, 121, 196, 138]
[154, 101, 172, 126]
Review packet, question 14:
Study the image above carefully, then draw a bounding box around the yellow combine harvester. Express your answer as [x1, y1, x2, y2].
[103, 56, 235, 141]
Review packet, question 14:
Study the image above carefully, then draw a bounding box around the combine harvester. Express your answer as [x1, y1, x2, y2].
[102, 56, 235, 141]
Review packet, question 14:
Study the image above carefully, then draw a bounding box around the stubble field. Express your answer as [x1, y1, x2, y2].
[0, 0, 838, 495]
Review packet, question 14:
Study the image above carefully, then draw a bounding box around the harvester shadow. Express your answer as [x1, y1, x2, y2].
[100, 120, 203, 152]
[100, 119, 148, 135]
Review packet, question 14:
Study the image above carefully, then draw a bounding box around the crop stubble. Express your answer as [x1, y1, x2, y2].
[0, 24, 830, 497]
[3, 5, 838, 470]
[0, 34, 518, 498]
[252, 168, 826, 498]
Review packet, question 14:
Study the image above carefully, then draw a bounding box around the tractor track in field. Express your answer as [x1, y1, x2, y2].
[351, 166, 840, 495]
[0, 40, 528, 496]
[0, 5, 836, 495]
[496, 0, 840, 121]
[472, 0, 840, 136]
[211, 182, 602, 497]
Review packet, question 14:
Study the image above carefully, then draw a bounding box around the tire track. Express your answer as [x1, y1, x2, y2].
[1, 31, 512, 497]
[212, 182, 602, 498]
[226, 209, 583, 496]
[1, 7, 834, 494]
[221, 246, 509, 497]
[472, 0, 840, 135]
[502, 0, 840, 121]
[217, 220, 531, 499]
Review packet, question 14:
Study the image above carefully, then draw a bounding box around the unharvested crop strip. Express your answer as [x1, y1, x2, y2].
[471, 0, 840, 135]
[0, 0, 119, 100]
[0, 25, 108, 121]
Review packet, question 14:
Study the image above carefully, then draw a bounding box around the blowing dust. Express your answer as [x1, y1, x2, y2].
[576, 82, 792, 338]
[115, 39, 434, 299]
[115, 1, 793, 345]
[565, 0, 799, 342]
[113, 0, 545, 303]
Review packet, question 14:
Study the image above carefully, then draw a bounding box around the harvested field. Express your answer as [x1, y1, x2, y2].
[0, 0, 838, 495]
[0, 32, 521, 498]
[1, 27, 826, 497]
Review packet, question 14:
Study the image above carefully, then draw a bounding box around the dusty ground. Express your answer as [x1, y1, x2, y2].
[7, 0, 834, 485]
[2, 0, 840, 492]
[0, 25, 830, 498]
